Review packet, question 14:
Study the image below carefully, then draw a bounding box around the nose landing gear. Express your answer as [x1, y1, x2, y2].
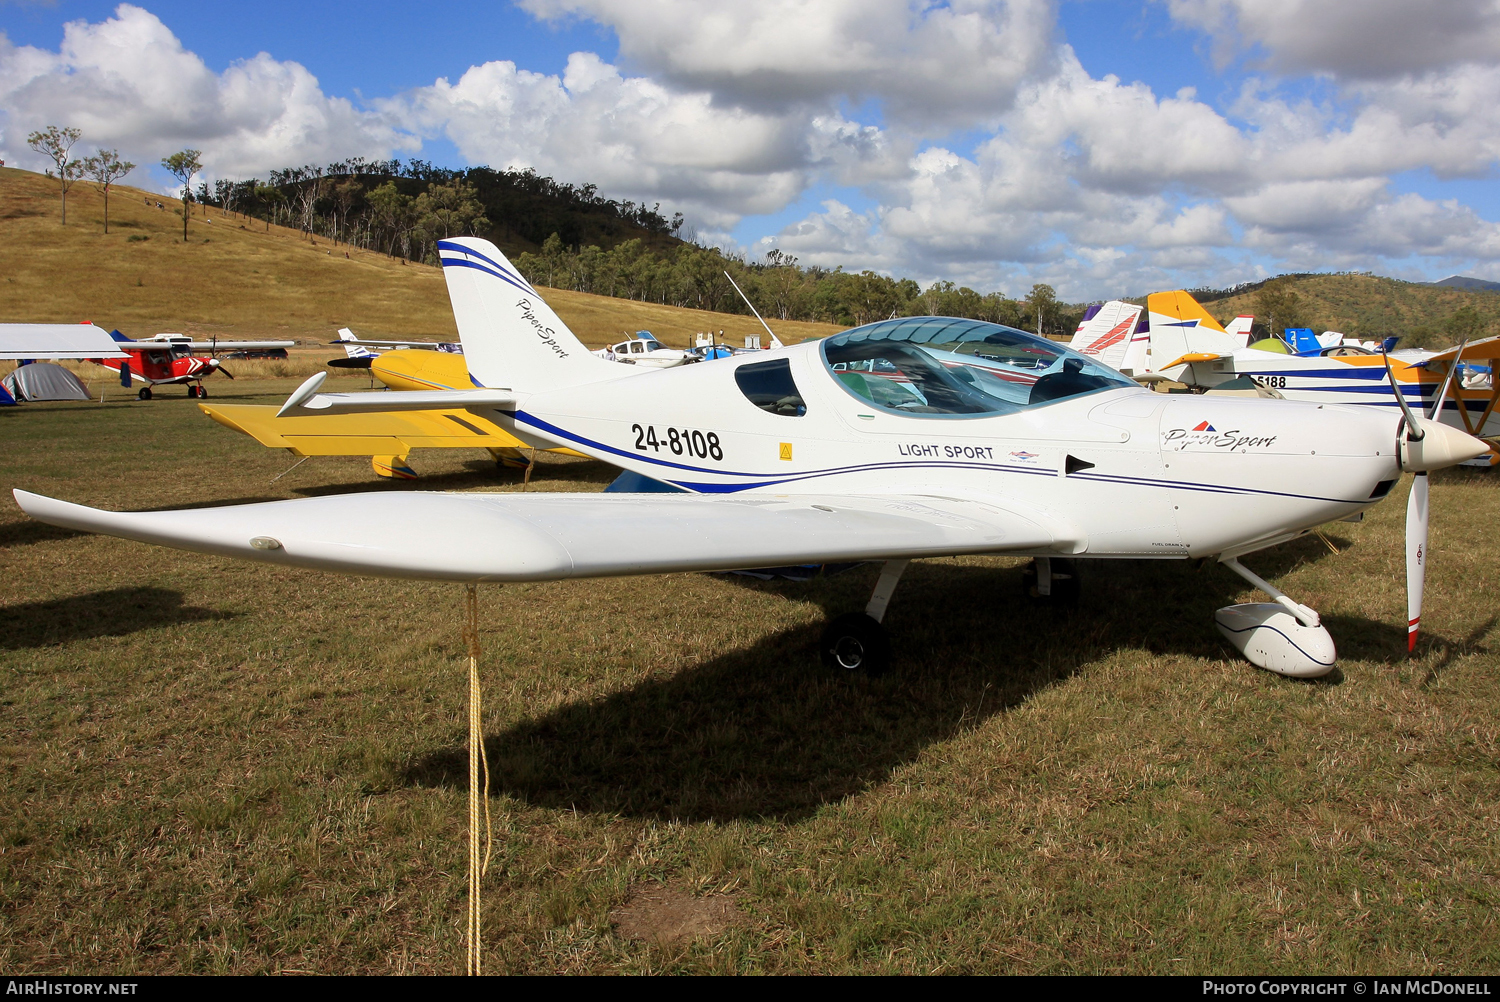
[819, 559, 908, 677]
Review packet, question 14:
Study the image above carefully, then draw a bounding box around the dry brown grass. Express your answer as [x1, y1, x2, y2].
[0, 377, 1497, 974]
[0, 166, 843, 349]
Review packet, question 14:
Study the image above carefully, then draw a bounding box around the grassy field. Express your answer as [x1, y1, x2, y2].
[1, 379, 1497, 974]
[0, 166, 843, 349]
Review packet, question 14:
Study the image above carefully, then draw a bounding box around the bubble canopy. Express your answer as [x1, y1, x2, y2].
[821, 316, 1136, 418]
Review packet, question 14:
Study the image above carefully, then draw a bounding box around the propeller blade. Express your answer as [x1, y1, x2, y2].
[1406, 471, 1429, 654]
[217, 366, 235, 379]
[1382, 346, 1424, 442]
[1427, 337, 1468, 421]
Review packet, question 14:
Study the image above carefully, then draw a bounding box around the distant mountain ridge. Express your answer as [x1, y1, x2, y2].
[1431, 275, 1500, 292]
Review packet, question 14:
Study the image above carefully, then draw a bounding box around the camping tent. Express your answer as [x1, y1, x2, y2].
[2, 363, 91, 401]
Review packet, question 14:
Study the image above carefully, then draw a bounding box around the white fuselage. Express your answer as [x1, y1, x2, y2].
[493, 339, 1404, 561]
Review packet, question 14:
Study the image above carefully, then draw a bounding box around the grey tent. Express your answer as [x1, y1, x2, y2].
[2, 363, 91, 401]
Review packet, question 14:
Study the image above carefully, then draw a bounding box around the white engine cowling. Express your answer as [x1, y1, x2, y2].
[1215, 603, 1337, 678]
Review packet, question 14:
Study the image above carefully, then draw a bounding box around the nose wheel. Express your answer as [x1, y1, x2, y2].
[820, 558, 908, 677]
[820, 613, 890, 676]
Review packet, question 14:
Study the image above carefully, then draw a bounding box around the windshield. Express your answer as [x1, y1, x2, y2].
[822, 317, 1135, 417]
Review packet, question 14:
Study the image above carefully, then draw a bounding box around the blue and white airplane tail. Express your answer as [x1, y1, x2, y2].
[1069, 301, 1146, 375]
[437, 237, 624, 393]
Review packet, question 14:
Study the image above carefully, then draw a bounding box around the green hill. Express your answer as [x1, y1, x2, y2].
[1195, 273, 1500, 343]
[0, 166, 842, 348]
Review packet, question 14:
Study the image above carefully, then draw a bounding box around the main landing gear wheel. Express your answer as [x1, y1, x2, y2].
[196, 385, 208, 398]
[1023, 557, 1080, 606]
[819, 613, 890, 677]
[187, 385, 199, 398]
[137, 387, 152, 401]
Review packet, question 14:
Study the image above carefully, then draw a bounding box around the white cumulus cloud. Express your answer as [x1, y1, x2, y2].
[0, 4, 413, 181]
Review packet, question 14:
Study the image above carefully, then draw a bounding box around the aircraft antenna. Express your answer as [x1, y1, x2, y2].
[724, 271, 784, 349]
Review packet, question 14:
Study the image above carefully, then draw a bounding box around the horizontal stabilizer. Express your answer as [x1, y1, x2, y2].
[275, 372, 513, 417]
[13, 489, 1062, 583]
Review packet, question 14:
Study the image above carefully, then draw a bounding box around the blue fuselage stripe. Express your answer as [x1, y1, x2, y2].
[512, 410, 1373, 505]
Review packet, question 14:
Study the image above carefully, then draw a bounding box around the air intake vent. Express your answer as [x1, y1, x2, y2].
[1370, 479, 1397, 499]
[1065, 455, 1096, 475]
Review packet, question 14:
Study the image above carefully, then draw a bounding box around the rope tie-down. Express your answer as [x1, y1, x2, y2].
[462, 583, 493, 976]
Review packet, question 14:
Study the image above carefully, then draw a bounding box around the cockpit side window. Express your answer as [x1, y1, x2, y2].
[734, 358, 807, 416]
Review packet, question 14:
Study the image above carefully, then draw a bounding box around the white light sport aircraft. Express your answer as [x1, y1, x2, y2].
[14, 239, 1489, 678]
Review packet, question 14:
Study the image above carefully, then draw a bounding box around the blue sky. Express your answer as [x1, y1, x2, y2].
[3, 0, 1499, 297]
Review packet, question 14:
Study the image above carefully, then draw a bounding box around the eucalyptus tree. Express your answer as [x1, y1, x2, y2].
[161, 149, 203, 242]
[27, 126, 83, 224]
[81, 150, 135, 233]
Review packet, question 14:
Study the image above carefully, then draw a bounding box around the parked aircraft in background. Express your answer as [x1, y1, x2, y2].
[328, 328, 462, 368]
[1133, 292, 1498, 459]
[89, 332, 295, 399]
[17, 239, 1489, 680]
[201, 346, 582, 478]
[595, 331, 695, 368]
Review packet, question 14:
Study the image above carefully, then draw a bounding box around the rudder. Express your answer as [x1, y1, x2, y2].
[437, 237, 622, 393]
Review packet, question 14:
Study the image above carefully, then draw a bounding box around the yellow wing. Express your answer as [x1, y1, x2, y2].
[200, 403, 585, 458]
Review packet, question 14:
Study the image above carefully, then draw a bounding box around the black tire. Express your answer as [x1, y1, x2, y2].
[819, 612, 891, 677]
[1022, 557, 1080, 606]
[197, 385, 208, 399]
[187, 385, 199, 398]
[137, 387, 152, 401]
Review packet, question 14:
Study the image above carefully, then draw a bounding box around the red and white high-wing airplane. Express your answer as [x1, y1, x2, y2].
[14, 239, 1489, 678]
[91, 332, 296, 399]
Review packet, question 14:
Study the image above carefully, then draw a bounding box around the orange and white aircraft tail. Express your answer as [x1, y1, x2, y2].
[1069, 301, 1146, 375]
[1146, 291, 1243, 366]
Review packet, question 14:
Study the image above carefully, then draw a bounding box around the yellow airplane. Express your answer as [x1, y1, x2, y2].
[201, 348, 585, 478]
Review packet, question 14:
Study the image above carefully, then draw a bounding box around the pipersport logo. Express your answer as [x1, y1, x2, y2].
[1163, 424, 1279, 451]
[1009, 450, 1040, 461]
[515, 298, 571, 358]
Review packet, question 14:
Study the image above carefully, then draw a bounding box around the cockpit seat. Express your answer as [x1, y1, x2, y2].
[1029, 357, 1117, 404]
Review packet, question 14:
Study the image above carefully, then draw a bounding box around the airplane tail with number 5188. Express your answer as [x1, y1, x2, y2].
[14, 239, 1489, 677]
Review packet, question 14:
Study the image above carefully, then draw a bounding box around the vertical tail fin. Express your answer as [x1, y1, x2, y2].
[437, 238, 622, 392]
[1146, 290, 1242, 364]
[1223, 315, 1255, 347]
[1068, 301, 1145, 373]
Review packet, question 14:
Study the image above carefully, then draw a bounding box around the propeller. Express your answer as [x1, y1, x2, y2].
[1383, 340, 1479, 653]
[206, 357, 235, 379]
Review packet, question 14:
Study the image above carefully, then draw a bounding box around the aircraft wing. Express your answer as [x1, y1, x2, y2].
[0, 324, 131, 360]
[176, 340, 296, 351]
[12, 489, 1065, 582]
[1421, 336, 1500, 364]
[199, 403, 586, 458]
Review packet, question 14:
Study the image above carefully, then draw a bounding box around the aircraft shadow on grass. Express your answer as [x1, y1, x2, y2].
[401, 532, 1421, 824]
[0, 519, 87, 549]
[0, 586, 231, 650]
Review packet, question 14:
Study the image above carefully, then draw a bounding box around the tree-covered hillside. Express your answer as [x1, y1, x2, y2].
[1190, 273, 1500, 347]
